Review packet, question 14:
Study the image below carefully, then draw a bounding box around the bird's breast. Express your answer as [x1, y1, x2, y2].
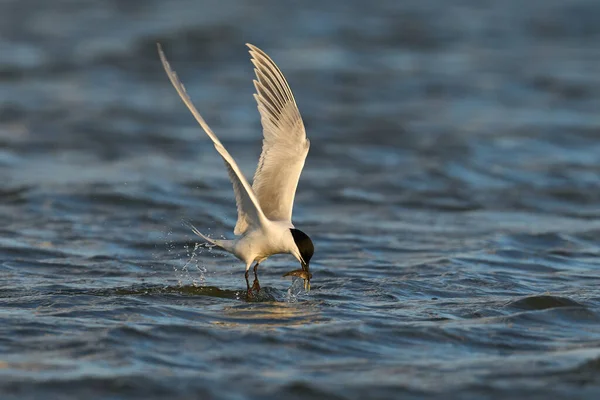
[232, 229, 288, 264]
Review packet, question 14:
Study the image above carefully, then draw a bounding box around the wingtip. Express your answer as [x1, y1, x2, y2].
[246, 43, 262, 56]
[156, 42, 166, 61]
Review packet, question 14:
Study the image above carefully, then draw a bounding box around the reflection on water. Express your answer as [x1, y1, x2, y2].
[218, 301, 324, 328]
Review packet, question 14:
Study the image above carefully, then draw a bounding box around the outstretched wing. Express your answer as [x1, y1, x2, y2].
[158, 43, 267, 234]
[238, 44, 309, 231]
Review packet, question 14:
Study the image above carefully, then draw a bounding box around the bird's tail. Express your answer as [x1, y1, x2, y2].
[183, 221, 235, 252]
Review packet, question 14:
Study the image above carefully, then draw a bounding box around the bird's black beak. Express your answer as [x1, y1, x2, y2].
[301, 261, 309, 272]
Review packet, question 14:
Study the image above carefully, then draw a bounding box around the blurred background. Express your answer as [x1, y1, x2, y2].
[1, 0, 600, 399]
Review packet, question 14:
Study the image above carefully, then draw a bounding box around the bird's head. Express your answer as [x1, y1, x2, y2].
[288, 228, 314, 290]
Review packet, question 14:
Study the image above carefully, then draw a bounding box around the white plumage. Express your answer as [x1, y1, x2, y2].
[158, 43, 314, 294]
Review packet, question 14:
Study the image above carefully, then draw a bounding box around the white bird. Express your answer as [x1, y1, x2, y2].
[157, 43, 314, 295]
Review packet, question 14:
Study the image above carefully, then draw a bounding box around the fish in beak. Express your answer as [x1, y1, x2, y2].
[283, 262, 312, 291]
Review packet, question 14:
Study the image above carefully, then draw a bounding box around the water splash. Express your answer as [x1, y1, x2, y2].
[178, 242, 208, 287]
[285, 277, 309, 303]
[158, 224, 210, 287]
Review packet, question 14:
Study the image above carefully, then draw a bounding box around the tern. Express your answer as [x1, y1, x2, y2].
[157, 43, 314, 294]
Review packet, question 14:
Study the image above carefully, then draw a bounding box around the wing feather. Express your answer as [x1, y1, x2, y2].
[235, 44, 309, 232]
[157, 43, 267, 234]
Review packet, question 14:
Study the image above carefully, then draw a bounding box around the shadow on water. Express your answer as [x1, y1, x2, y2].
[81, 283, 310, 303]
[105, 284, 324, 327]
[507, 295, 585, 311]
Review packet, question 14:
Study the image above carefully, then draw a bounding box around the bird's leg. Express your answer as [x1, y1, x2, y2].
[245, 269, 253, 298]
[251, 262, 261, 292]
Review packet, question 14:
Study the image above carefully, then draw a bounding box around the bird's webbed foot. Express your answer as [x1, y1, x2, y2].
[245, 263, 261, 299]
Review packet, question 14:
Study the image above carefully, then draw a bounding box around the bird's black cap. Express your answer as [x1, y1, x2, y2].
[290, 228, 314, 267]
